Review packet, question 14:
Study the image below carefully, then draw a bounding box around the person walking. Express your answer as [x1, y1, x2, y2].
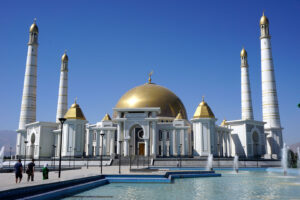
[26, 159, 35, 182]
[14, 159, 23, 183]
[42, 163, 49, 180]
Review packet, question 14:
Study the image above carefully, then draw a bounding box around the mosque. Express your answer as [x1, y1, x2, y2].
[15, 13, 283, 160]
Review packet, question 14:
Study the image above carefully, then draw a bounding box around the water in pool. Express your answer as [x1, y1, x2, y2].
[64, 171, 300, 200]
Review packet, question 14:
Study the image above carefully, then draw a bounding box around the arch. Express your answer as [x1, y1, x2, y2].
[128, 124, 146, 156]
[30, 133, 36, 158]
[251, 128, 261, 157]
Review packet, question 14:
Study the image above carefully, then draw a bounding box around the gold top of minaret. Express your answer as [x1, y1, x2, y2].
[61, 50, 69, 62]
[260, 12, 269, 25]
[240, 48, 247, 57]
[29, 18, 39, 33]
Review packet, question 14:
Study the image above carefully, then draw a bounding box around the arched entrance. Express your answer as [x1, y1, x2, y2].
[252, 131, 259, 157]
[129, 125, 145, 156]
[30, 133, 35, 158]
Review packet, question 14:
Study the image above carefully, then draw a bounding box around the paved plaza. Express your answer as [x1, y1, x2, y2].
[0, 166, 164, 192]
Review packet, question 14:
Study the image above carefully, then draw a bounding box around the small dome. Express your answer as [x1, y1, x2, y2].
[260, 13, 269, 25]
[102, 113, 112, 121]
[193, 98, 215, 119]
[221, 119, 228, 126]
[64, 102, 86, 120]
[29, 22, 39, 33]
[115, 83, 187, 119]
[240, 48, 247, 57]
[61, 52, 68, 62]
[175, 112, 183, 120]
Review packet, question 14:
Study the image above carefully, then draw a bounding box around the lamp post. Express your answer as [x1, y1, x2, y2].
[179, 144, 182, 168]
[217, 143, 220, 168]
[119, 140, 122, 174]
[24, 140, 28, 173]
[137, 145, 139, 168]
[256, 143, 259, 168]
[129, 145, 132, 171]
[52, 145, 56, 169]
[9, 146, 12, 168]
[100, 131, 105, 174]
[69, 146, 72, 167]
[58, 117, 66, 178]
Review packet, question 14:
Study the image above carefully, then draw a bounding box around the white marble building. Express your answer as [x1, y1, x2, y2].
[16, 13, 283, 160]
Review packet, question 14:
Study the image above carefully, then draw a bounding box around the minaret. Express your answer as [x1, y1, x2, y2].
[56, 51, 69, 122]
[260, 12, 283, 157]
[16, 19, 39, 156]
[240, 48, 254, 120]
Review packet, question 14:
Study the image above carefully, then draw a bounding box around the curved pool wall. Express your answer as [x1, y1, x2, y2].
[0, 171, 220, 200]
[151, 167, 300, 175]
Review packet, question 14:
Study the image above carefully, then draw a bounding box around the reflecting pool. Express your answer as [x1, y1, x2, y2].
[64, 171, 300, 200]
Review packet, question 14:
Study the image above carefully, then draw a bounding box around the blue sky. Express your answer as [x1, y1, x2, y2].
[0, 0, 299, 144]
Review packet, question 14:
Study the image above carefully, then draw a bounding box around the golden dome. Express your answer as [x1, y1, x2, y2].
[240, 48, 247, 57]
[61, 52, 68, 62]
[29, 22, 38, 33]
[260, 13, 269, 25]
[64, 102, 86, 120]
[221, 119, 228, 126]
[193, 98, 215, 119]
[115, 83, 187, 119]
[102, 113, 112, 121]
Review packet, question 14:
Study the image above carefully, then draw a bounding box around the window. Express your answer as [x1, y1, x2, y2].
[159, 130, 162, 141]
[166, 131, 169, 141]
[159, 146, 161, 155]
[93, 131, 96, 141]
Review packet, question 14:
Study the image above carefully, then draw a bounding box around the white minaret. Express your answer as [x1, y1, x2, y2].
[16, 20, 39, 156]
[260, 13, 283, 158]
[240, 48, 254, 120]
[56, 51, 69, 122]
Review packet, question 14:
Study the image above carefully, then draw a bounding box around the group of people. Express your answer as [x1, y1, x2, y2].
[14, 159, 49, 183]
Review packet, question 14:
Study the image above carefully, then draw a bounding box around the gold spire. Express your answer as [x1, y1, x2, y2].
[102, 113, 112, 121]
[240, 47, 247, 57]
[29, 18, 39, 33]
[193, 97, 215, 119]
[148, 71, 153, 84]
[64, 99, 86, 120]
[221, 119, 228, 126]
[260, 11, 269, 25]
[61, 50, 69, 62]
[175, 112, 183, 120]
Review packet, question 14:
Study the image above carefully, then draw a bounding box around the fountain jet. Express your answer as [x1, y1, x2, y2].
[281, 143, 288, 176]
[233, 155, 239, 173]
[297, 147, 300, 169]
[206, 154, 213, 171]
[0, 146, 5, 168]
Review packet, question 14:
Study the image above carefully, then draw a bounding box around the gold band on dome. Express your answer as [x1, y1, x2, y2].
[114, 83, 187, 119]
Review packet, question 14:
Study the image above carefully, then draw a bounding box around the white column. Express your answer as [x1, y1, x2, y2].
[109, 131, 115, 156]
[184, 129, 188, 156]
[151, 122, 157, 156]
[169, 130, 173, 156]
[145, 139, 149, 156]
[241, 48, 254, 120]
[124, 139, 129, 156]
[56, 52, 68, 123]
[180, 129, 185, 156]
[117, 122, 121, 154]
[260, 14, 283, 156]
[172, 129, 177, 156]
